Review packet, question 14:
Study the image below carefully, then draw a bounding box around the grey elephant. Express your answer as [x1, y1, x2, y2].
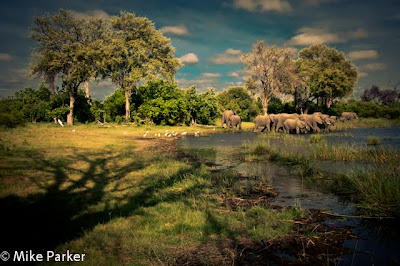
[275, 113, 299, 132]
[253, 115, 271, 133]
[340, 112, 358, 121]
[228, 115, 242, 131]
[221, 110, 236, 128]
[283, 118, 308, 134]
[298, 113, 324, 133]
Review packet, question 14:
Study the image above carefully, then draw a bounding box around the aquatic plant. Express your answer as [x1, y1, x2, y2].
[366, 136, 382, 146]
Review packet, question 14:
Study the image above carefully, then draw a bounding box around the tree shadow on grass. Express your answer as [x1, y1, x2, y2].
[0, 146, 203, 255]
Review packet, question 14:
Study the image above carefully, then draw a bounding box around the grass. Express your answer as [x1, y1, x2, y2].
[0, 123, 302, 265]
[243, 134, 400, 217]
[334, 118, 400, 130]
[366, 136, 382, 145]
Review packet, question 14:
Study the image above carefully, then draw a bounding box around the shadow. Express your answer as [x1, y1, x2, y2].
[0, 146, 198, 255]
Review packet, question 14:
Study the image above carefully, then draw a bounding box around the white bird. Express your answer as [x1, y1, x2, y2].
[57, 119, 64, 127]
[165, 130, 169, 136]
[213, 128, 216, 131]
[194, 131, 200, 137]
[72, 129, 75, 132]
[158, 133, 161, 137]
[155, 133, 158, 137]
[173, 132, 178, 136]
[181, 131, 187, 135]
[167, 134, 172, 137]
[124, 131, 127, 136]
[143, 131, 149, 137]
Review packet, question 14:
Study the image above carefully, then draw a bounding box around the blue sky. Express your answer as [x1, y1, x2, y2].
[0, 0, 399, 100]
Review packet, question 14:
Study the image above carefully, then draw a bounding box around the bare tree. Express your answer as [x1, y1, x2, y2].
[242, 41, 297, 115]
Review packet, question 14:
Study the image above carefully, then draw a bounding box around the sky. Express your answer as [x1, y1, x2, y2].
[0, 0, 399, 100]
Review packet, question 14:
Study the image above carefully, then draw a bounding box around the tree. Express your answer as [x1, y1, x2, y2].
[137, 79, 187, 125]
[296, 44, 358, 111]
[15, 84, 51, 122]
[30, 9, 105, 125]
[361, 85, 399, 106]
[105, 11, 181, 121]
[217, 86, 261, 121]
[184, 86, 219, 125]
[242, 41, 297, 115]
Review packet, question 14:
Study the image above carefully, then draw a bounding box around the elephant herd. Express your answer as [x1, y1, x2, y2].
[221, 110, 358, 134]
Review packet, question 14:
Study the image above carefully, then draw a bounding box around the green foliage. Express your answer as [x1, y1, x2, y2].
[48, 105, 69, 121]
[184, 86, 220, 125]
[296, 44, 358, 110]
[217, 86, 261, 121]
[138, 80, 187, 125]
[0, 98, 25, 127]
[105, 11, 182, 120]
[90, 102, 105, 122]
[103, 89, 127, 122]
[330, 101, 400, 119]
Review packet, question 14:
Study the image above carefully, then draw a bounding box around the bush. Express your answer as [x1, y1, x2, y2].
[330, 101, 400, 119]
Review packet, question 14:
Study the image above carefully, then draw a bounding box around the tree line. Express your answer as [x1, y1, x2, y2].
[1, 9, 399, 128]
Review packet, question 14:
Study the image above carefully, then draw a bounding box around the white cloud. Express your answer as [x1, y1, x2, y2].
[286, 27, 342, 46]
[358, 72, 368, 78]
[0, 53, 14, 61]
[230, 0, 292, 13]
[160, 25, 189, 36]
[287, 27, 370, 46]
[210, 48, 243, 65]
[346, 28, 369, 40]
[348, 50, 378, 60]
[303, 0, 338, 6]
[360, 63, 386, 71]
[71, 10, 110, 20]
[202, 73, 222, 78]
[179, 53, 199, 65]
[228, 71, 240, 77]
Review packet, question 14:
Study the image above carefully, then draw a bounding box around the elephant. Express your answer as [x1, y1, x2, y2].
[268, 114, 279, 131]
[274, 113, 299, 132]
[253, 115, 271, 133]
[298, 113, 324, 133]
[221, 110, 236, 128]
[283, 118, 308, 134]
[340, 112, 358, 122]
[228, 115, 242, 131]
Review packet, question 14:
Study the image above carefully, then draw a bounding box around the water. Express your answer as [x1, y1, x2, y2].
[325, 125, 400, 150]
[177, 127, 400, 265]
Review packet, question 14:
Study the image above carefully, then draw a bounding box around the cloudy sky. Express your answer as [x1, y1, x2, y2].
[0, 0, 399, 99]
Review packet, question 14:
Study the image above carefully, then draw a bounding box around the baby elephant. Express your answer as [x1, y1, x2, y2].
[228, 115, 242, 131]
[283, 118, 307, 134]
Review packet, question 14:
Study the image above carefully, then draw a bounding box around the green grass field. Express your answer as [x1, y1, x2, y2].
[0, 122, 299, 265]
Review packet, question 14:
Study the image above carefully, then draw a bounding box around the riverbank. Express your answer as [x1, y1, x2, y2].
[1, 120, 398, 264]
[243, 129, 400, 218]
[0, 123, 303, 264]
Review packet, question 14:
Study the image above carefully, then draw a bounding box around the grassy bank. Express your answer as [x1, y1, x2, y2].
[243, 133, 400, 217]
[0, 123, 301, 265]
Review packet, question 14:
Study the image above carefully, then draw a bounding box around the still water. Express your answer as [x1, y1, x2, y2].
[177, 126, 400, 265]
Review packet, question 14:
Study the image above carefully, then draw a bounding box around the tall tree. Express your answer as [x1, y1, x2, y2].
[242, 41, 296, 115]
[105, 11, 181, 121]
[30, 9, 105, 125]
[296, 44, 358, 110]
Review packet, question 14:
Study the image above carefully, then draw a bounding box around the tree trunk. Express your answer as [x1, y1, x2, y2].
[67, 89, 76, 126]
[47, 75, 56, 96]
[84, 80, 92, 106]
[261, 96, 269, 115]
[125, 89, 132, 121]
